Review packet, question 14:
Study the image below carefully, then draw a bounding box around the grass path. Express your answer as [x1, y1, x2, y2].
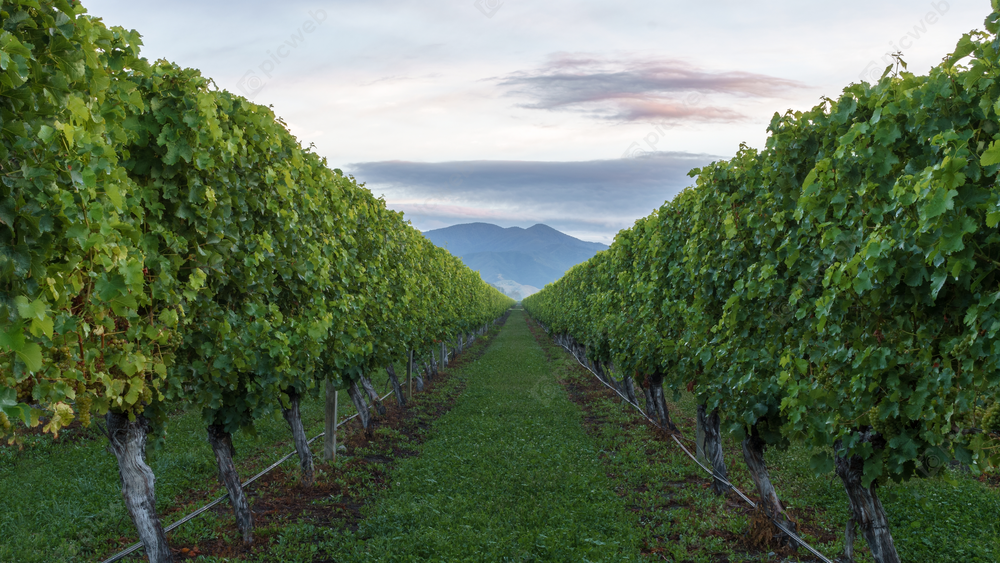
[321, 309, 643, 562]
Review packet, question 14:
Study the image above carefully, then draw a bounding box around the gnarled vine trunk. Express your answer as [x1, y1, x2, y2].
[347, 379, 372, 430]
[430, 349, 438, 377]
[359, 373, 386, 415]
[281, 388, 314, 486]
[386, 364, 406, 407]
[698, 404, 729, 495]
[742, 427, 796, 544]
[643, 384, 656, 418]
[415, 365, 426, 392]
[835, 434, 900, 563]
[207, 424, 253, 543]
[593, 360, 609, 385]
[105, 412, 174, 563]
[648, 373, 679, 432]
[622, 371, 639, 407]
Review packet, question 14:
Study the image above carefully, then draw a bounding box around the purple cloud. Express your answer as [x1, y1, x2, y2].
[497, 54, 805, 121]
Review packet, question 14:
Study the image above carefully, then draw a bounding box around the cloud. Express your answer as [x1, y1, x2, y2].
[496, 54, 805, 122]
[347, 151, 720, 243]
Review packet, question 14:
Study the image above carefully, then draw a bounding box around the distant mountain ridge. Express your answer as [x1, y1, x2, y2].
[422, 223, 607, 298]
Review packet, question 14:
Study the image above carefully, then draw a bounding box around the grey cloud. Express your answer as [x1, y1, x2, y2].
[346, 152, 721, 243]
[497, 54, 805, 121]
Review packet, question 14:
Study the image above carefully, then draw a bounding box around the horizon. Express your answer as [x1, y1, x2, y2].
[422, 221, 609, 246]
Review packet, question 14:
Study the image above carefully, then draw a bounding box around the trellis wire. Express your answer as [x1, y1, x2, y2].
[101, 390, 394, 563]
[553, 338, 835, 563]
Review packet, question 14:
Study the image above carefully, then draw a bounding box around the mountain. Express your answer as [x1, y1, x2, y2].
[422, 223, 607, 298]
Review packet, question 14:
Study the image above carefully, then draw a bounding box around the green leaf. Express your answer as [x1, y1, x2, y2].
[862, 452, 884, 487]
[188, 268, 207, 291]
[801, 168, 818, 191]
[30, 317, 54, 339]
[0, 387, 16, 408]
[947, 35, 976, 67]
[16, 343, 43, 373]
[37, 124, 55, 143]
[159, 309, 179, 327]
[0, 323, 26, 352]
[809, 452, 834, 475]
[15, 296, 46, 321]
[96, 275, 128, 301]
[981, 141, 1000, 167]
[106, 183, 124, 210]
[922, 188, 957, 220]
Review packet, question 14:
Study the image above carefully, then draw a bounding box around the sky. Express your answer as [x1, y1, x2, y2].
[84, 0, 990, 244]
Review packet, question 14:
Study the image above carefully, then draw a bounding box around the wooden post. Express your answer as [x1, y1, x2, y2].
[407, 350, 413, 399]
[441, 341, 447, 368]
[324, 377, 337, 460]
[332, 390, 338, 462]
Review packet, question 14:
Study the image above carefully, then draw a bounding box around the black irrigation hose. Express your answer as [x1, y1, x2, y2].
[553, 340, 835, 563]
[100, 390, 395, 563]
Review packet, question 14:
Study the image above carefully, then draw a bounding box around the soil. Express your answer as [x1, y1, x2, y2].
[156, 321, 506, 561]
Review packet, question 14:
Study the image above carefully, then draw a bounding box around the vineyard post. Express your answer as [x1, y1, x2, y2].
[332, 391, 339, 462]
[324, 378, 337, 460]
[407, 350, 413, 400]
[441, 341, 447, 367]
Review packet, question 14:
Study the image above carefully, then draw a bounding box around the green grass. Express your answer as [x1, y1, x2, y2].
[530, 317, 1000, 563]
[10, 312, 992, 563]
[0, 368, 400, 563]
[287, 310, 644, 562]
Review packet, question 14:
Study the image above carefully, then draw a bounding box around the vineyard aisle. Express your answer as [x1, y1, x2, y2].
[319, 309, 644, 561]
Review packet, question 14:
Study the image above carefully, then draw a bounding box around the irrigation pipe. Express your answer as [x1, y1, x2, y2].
[101, 390, 395, 563]
[554, 340, 835, 563]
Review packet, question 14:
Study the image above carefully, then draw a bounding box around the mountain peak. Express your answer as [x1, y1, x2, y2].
[422, 222, 607, 292]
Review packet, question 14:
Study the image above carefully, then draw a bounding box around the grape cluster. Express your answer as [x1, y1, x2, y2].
[856, 410, 872, 428]
[983, 403, 1000, 434]
[76, 394, 93, 427]
[162, 329, 183, 348]
[14, 378, 34, 403]
[104, 338, 128, 353]
[870, 407, 904, 440]
[51, 346, 75, 371]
